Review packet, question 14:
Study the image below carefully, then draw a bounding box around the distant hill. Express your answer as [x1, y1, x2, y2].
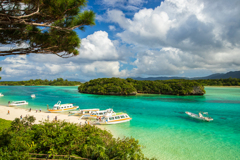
[129, 76, 189, 81]
[130, 71, 240, 81]
[193, 71, 240, 79]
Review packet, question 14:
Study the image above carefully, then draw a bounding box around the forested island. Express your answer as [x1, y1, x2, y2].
[78, 78, 206, 95]
[195, 78, 240, 86]
[0, 78, 81, 86]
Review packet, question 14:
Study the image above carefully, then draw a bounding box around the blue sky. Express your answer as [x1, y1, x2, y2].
[1, 0, 240, 81]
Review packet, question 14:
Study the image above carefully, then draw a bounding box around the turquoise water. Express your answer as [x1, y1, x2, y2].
[0, 86, 240, 159]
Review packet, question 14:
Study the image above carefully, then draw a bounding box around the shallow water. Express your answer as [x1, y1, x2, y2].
[0, 86, 239, 159]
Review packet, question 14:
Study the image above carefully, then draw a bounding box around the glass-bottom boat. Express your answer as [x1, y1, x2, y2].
[8, 101, 28, 106]
[47, 101, 79, 113]
[93, 113, 132, 125]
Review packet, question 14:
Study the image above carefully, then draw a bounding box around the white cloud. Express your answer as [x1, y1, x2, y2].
[109, 25, 116, 31]
[0, 31, 129, 81]
[78, 31, 119, 61]
[81, 61, 128, 77]
[132, 47, 240, 77]
[104, 0, 240, 76]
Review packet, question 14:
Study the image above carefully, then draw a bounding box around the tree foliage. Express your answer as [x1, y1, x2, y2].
[0, 117, 152, 159]
[0, 118, 11, 132]
[195, 78, 240, 86]
[0, 78, 81, 86]
[78, 78, 206, 95]
[0, 0, 95, 58]
[78, 77, 137, 95]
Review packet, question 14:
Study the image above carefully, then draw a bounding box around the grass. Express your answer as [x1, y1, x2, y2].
[0, 118, 12, 132]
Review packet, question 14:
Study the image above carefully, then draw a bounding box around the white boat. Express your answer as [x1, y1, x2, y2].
[185, 111, 213, 122]
[0, 93, 4, 97]
[8, 101, 28, 106]
[93, 113, 132, 125]
[69, 109, 100, 116]
[47, 101, 79, 113]
[81, 109, 115, 119]
[31, 94, 36, 98]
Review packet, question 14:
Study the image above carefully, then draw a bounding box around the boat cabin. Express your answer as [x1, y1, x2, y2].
[90, 109, 115, 116]
[52, 101, 74, 110]
[11, 101, 27, 104]
[103, 114, 130, 121]
[8, 101, 28, 106]
[80, 109, 100, 114]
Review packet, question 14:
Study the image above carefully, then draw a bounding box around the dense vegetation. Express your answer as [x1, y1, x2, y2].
[0, 117, 152, 160]
[0, 118, 11, 132]
[0, 0, 95, 58]
[78, 78, 137, 95]
[0, 78, 81, 86]
[195, 78, 240, 86]
[78, 78, 205, 95]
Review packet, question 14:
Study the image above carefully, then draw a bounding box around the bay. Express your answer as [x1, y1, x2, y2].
[0, 86, 239, 159]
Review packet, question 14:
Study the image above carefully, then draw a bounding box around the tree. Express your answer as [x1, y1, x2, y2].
[0, 0, 95, 58]
[0, 119, 151, 159]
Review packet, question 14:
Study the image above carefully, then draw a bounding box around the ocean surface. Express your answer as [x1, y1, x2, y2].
[0, 86, 240, 160]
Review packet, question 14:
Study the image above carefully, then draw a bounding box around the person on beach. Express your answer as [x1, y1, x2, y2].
[40, 109, 41, 112]
[55, 116, 57, 121]
[20, 115, 22, 120]
[29, 108, 31, 112]
[47, 115, 49, 121]
[7, 110, 10, 115]
[36, 109, 38, 113]
[8, 101, 10, 105]
[88, 121, 90, 125]
[85, 120, 87, 125]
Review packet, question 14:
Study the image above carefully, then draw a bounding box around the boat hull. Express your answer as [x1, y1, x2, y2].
[48, 106, 79, 113]
[8, 103, 28, 107]
[82, 115, 103, 119]
[94, 118, 132, 125]
[185, 111, 213, 122]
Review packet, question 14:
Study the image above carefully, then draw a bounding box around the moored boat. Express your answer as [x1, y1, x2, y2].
[8, 101, 28, 106]
[93, 113, 132, 125]
[185, 111, 213, 122]
[47, 101, 79, 113]
[0, 93, 4, 97]
[31, 94, 36, 98]
[81, 109, 115, 119]
[69, 108, 100, 116]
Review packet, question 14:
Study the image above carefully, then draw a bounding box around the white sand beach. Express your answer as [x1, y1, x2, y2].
[0, 105, 88, 125]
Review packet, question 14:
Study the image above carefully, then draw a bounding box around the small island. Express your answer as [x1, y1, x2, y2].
[78, 78, 206, 95]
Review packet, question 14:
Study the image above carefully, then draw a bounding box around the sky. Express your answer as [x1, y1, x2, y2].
[1, 0, 240, 81]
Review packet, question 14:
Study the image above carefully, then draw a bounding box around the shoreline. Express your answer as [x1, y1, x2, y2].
[204, 86, 240, 88]
[0, 104, 86, 124]
[0, 105, 107, 131]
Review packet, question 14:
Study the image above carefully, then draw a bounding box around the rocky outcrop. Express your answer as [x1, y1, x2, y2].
[190, 86, 205, 95]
